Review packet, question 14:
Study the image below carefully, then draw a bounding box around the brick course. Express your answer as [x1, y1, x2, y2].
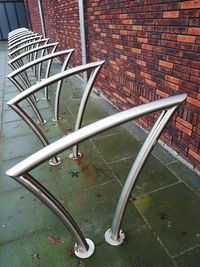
[25, 0, 200, 171]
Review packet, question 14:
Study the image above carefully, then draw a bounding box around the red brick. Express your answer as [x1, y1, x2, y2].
[165, 75, 180, 85]
[181, 1, 200, 9]
[120, 55, 127, 60]
[132, 25, 143, 31]
[132, 48, 141, 54]
[141, 71, 151, 79]
[176, 122, 192, 136]
[120, 30, 128, 35]
[163, 11, 179, 18]
[139, 96, 149, 103]
[176, 117, 193, 130]
[188, 27, 200, 35]
[115, 44, 123, 49]
[126, 71, 135, 78]
[136, 60, 146, 66]
[142, 44, 153, 51]
[164, 81, 179, 91]
[145, 79, 157, 88]
[156, 89, 169, 97]
[187, 96, 200, 107]
[188, 149, 200, 162]
[193, 126, 200, 135]
[159, 60, 174, 69]
[119, 14, 128, 19]
[112, 34, 120, 39]
[177, 35, 196, 43]
[137, 37, 148, 43]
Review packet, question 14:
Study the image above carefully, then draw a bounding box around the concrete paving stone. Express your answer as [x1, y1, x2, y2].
[53, 149, 116, 196]
[79, 225, 175, 267]
[108, 154, 179, 196]
[0, 225, 79, 267]
[1, 133, 43, 160]
[167, 161, 200, 194]
[134, 183, 200, 256]
[175, 246, 200, 267]
[64, 180, 145, 244]
[93, 131, 141, 163]
[0, 185, 62, 243]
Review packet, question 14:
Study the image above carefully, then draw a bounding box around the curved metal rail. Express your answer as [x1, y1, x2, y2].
[7, 49, 74, 125]
[7, 61, 104, 158]
[6, 94, 187, 258]
[8, 31, 33, 44]
[8, 35, 43, 52]
[8, 28, 31, 40]
[8, 38, 49, 60]
[9, 33, 37, 48]
[8, 42, 59, 89]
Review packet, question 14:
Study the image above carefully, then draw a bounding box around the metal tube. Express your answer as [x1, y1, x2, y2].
[8, 61, 105, 105]
[78, 0, 87, 87]
[49, 49, 74, 103]
[8, 35, 43, 52]
[38, 43, 59, 82]
[72, 63, 104, 158]
[8, 76, 38, 107]
[107, 108, 177, 244]
[9, 33, 37, 47]
[8, 31, 33, 45]
[8, 30, 31, 42]
[15, 173, 89, 252]
[38, 0, 46, 37]
[6, 94, 187, 177]
[10, 104, 49, 147]
[6, 94, 186, 258]
[8, 38, 49, 59]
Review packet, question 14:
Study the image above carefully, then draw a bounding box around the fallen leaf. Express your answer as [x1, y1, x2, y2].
[48, 236, 61, 245]
[32, 253, 40, 261]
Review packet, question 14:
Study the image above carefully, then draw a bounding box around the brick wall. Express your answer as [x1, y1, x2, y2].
[25, 0, 200, 171]
[25, 0, 43, 35]
[26, 0, 82, 66]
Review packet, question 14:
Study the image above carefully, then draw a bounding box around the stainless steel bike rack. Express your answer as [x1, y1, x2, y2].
[8, 28, 30, 41]
[8, 30, 33, 45]
[6, 94, 186, 258]
[8, 38, 49, 60]
[8, 35, 43, 52]
[8, 42, 59, 89]
[7, 61, 104, 159]
[7, 49, 74, 126]
[9, 33, 37, 48]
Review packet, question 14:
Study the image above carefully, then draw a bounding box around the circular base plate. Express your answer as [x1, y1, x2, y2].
[69, 152, 82, 160]
[37, 120, 47, 125]
[105, 228, 125, 246]
[49, 157, 62, 166]
[74, 238, 95, 259]
[52, 117, 61, 122]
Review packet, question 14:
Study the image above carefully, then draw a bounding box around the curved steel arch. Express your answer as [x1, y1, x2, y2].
[7, 61, 104, 157]
[6, 94, 186, 258]
[7, 49, 74, 125]
[9, 33, 37, 48]
[8, 38, 49, 59]
[8, 35, 43, 52]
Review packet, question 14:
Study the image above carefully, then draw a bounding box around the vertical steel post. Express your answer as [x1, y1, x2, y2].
[38, 0, 46, 37]
[78, 0, 87, 87]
